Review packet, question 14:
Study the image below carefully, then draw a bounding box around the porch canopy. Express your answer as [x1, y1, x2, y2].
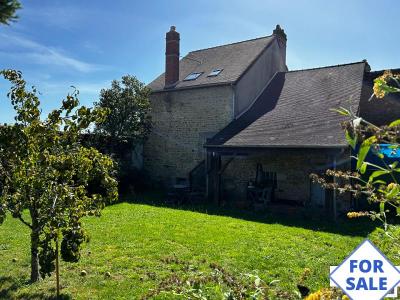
[204, 62, 367, 213]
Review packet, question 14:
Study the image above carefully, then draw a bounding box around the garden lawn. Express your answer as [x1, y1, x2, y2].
[0, 200, 378, 299]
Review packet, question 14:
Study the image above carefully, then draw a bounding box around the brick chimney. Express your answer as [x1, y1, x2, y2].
[165, 26, 180, 88]
[273, 24, 287, 66]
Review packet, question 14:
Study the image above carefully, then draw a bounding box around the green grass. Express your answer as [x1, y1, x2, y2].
[0, 197, 382, 299]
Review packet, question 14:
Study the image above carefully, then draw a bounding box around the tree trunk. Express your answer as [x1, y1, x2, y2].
[30, 228, 40, 282]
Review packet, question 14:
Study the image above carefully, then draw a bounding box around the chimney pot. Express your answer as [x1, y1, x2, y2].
[165, 26, 180, 88]
[273, 24, 287, 67]
[273, 24, 287, 42]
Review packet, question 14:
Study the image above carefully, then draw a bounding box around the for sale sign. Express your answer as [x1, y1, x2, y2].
[330, 239, 400, 300]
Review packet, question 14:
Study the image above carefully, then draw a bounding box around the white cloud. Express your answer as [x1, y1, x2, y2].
[0, 33, 101, 73]
[39, 80, 108, 96]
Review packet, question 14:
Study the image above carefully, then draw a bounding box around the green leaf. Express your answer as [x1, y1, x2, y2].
[368, 170, 390, 182]
[389, 119, 400, 127]
[364, 136, 378, 146]
[396, 206, 400, 216]
[345, 130, 357, 150]
[380, 202, 385, 214]
[387, 184, 399, 199]
[383, 85, 400, 94]
[371, 180, 386, 185]
[357, 146, 370, 170]
[330, 107, 351, 116]
[360, 162, 367, 174]
[356, 136, 377, 170]
[269, 280, 280, 286]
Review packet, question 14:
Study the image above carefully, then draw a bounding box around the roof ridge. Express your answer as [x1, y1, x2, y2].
[286, 60, 367, 73]
[369, 68, 400, 74]
[188, 34, 274, 54]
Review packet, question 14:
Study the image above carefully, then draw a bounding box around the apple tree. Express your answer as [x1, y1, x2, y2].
[0, 69, 118, 283]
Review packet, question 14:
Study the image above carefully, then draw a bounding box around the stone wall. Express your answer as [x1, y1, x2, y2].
[220, 148, 351, 210]
[143, 85, 234, 187]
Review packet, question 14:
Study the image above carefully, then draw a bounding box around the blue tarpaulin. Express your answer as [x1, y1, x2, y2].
[352, 144, 400, 171]
[378, 144, 400, 158]
[353, 144, 400, 209]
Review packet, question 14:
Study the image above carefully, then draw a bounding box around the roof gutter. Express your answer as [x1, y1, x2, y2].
[205, 144, 348, 150]
[150, 81, 232, 94]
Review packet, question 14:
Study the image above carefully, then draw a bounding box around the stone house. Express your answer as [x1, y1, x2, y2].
[144, 25, 400, 214]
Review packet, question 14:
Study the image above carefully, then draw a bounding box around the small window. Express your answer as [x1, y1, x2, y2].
[184, 72, 203, 81]
[207, 69, 223, 77]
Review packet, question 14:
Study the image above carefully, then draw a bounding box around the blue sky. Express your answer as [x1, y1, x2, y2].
[1, 0, 399, 123]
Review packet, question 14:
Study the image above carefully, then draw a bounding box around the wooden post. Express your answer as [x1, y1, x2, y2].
[56, 231, 60, 298]
[213, 154, 221, 206]
[206, 152, 211, 200]
[333, 155, 337, 221]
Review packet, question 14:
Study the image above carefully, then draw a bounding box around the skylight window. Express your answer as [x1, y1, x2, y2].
[207, 69, 223, 77]
[184, 72, 203, 81]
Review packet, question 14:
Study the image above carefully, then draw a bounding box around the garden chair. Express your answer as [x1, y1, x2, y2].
[165, 177, 190, 205]
[253, 187, 272, 211]
[188, 186, 206, 204]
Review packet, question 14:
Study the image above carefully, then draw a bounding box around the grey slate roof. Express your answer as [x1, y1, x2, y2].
[206, 62, 367, 149]
[148, 35, 275, 92]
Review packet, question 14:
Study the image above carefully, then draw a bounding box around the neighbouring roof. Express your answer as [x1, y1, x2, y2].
[148, 35, 275, 92]
[206, 61, 367, 149]
[359, 68, 400, 126]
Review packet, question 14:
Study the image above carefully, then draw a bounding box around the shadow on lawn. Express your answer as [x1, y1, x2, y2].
[0, 276, 21, 299]
[123, 191, 378, 238]
[0, 276, 71, 300]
